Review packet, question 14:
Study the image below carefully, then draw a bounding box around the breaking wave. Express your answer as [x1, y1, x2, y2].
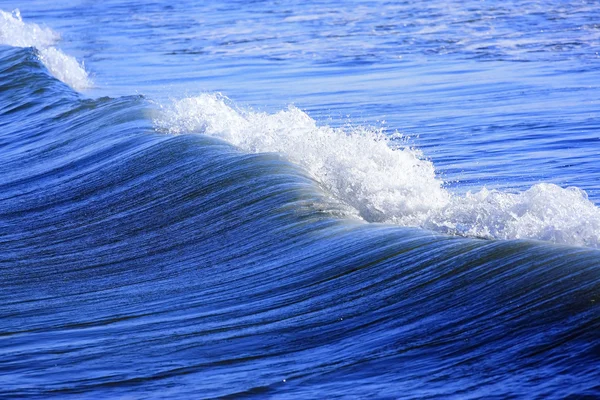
[155, 94, 600, 248]
[0, 9, 91, 90]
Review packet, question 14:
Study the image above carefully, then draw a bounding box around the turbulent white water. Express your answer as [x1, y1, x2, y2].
[3, 7, 598, 248]
[155, 94, 600, 248]
[0, 9, 91, 90]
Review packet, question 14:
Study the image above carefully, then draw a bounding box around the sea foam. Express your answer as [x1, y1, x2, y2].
[154, 94, 600, 248]
[0, 9, 91, 91]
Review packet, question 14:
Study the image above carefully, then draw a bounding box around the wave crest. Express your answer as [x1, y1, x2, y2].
[154, 94, 450, 224]
[0, 9, 91, 90]
[154, 94, 600, 248]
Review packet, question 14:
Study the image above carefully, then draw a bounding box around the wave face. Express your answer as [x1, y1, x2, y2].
[1, 46, 599, 399]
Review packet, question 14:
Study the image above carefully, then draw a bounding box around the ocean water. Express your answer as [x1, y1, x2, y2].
[1, 1, 599, 398]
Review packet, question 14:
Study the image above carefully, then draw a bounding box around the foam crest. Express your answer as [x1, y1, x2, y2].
[154, 94, 450, 224]
[154, 94, 600, 248]
[428, 185, 600, 247]
[0, 9, 91, 90]
[37, 47, 92, 91]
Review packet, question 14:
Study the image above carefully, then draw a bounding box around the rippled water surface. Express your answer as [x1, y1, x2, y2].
[1, 1, 599, 398]
[7, 0, 600, 194]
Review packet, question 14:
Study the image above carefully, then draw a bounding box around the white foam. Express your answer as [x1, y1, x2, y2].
[0, 9, 91, 90]
[37, 47, 91, 91]
[426, 185, 600, 247]
[154, 94, 600, 248]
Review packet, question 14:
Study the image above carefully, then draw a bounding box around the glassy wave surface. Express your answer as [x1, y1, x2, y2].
[1, 1, 599, 398]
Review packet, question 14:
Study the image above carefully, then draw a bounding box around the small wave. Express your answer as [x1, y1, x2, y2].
[154, 94, 600, 248]
[0, 9, 91, 91]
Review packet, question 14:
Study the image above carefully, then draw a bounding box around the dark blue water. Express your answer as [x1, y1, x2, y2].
[1, 1, 599, 398]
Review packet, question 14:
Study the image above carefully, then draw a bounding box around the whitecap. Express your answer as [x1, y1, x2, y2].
[0, 9, 92, 91]
[154, 94, 600, 248]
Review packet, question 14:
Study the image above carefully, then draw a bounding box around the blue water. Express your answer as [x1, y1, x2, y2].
[1, 1, 599, 398]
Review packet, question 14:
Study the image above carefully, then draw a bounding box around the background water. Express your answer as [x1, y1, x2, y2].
[6, 0, 600, 196]
[1, 1, 599, 398]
